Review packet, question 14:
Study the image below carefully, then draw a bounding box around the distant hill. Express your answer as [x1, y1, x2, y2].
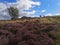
[0, 16, 60, 24]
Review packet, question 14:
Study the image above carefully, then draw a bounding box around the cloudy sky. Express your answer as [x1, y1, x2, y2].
[0, 0, 60, 20]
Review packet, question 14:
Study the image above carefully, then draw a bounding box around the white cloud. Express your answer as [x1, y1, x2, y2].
[0, 3, 10, 20]
[41, 10, 46, 13]
[45, 13, 60, 16]
[55, 13, 60, 15]
[0, 0, 41, 20]
[24, 10, 36, 15]
[0, 3, 7, 12]
[57, 3, 60, 6]
[17, 0, 41, 10]
[45, 13, 53, 16]
[17, 0, 41, 17]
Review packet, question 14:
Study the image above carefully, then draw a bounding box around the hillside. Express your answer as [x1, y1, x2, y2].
[0, 17, 60, 45]
[0, 16, 60, 24]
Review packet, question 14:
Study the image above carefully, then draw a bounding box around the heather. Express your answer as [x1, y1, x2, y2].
[0, 19, 59, 45]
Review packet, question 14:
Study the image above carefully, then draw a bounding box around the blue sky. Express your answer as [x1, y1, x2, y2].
[32, 0, 60, 16]
[0, 0, 16, 2]
[0, 0, 60, 20]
